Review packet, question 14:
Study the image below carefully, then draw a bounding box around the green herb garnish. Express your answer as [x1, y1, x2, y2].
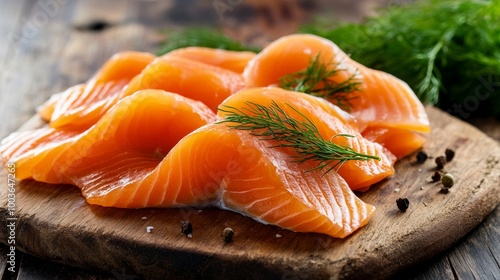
[279, 54, 360, 111]
[156, 27, 261, 55]
[301, 0, 500, 118]
[218, 100, 380, 173]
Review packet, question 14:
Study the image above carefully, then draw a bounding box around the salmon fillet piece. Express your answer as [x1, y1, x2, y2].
[165, 46, 256, 74]
[38, 51, 156, 129]
[121, 56, 245, 112]
[1, 90, 215, 182]
[218, 87, 395, 191]
[243, 34, 430, 158]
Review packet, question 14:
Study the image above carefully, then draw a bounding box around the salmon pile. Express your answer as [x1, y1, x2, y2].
[1, 34, 430, 238]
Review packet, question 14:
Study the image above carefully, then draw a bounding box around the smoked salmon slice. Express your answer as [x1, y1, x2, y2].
[243, 34, 430, 158]
[38, 51, 156, 129]
[121, 56, 245, 112]
[0, 127, 84, 168]
[40, 55, 245, 130]
[1, 90, 216, 182]
[361, 127, 427, 159]
[165, 46, 256, 74]
[217, 87, 396, 191]
[209, 125, 376, 238]
[38, 89, 68, 122]
[1, 88, 381, 238]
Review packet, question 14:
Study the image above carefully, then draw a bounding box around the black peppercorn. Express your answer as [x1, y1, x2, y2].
[416, 151, 428, 163]
[431, 171, 441, 182]
[445, 149, 455, 162]
[435, 156, 447, 169]
[223, 227, 234, 243]
[181, 221, 193, 237]
[396, 198, 410, 212]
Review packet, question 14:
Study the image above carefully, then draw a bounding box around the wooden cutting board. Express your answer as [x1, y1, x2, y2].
[0, 106, 498, 280]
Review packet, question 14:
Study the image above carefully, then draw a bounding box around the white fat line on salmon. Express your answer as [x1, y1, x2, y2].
[217, 203, 271, 227]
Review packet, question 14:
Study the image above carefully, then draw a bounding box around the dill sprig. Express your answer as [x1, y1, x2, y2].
[156, 27, 261, 55]
[279, 54, 361, 111]
[218, 100, 380, 174]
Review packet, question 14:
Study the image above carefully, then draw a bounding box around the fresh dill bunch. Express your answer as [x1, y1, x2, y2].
[156, 27, 261, 55]
[218, 100, 380, 174]
[301, 0, 500, 118]
[278, 54, 361, 111]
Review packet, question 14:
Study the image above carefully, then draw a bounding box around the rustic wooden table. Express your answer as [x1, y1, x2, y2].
[0, 0, 498, 279]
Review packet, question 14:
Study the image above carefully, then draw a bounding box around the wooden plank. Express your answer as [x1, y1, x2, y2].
[0, 2, 26, 266]
[16, 253, 114, 280]
[447, 205, 499, 279]
[398, 256, 456, 280]
[0, 107, 498, 280]
[0, 244, 16, 279]
[0, 0, 31, 66]
[0, 0, 75, 140]
[391, 206, 499, 279]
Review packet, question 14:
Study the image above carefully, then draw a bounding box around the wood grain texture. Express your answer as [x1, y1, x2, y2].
[394, 205, 500, 280]
[0, 107, 498, 280]
[0, 0, 499, 279]
[16, 253, 111, 280]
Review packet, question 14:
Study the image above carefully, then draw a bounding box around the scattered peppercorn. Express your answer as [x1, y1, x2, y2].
[181, 221, 193, 237]
[223, 227, 234, 243]
[445, 148, 455, 162]
[435, 156, 447, 169]
[431, 171, 441, 182]
[416, 151, 428, 163]
[396, 198, 410, 212]
[441, 173, 455, 188]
